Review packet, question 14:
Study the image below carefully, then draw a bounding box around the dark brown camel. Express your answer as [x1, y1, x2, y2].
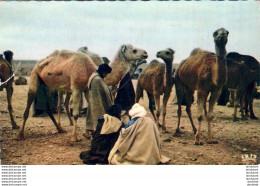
[175, 28, 229, 145]
[135, 48, 175, 131]
[226, 52, 260, 119]
[223, 59, 259, 121]
[0, 50, 19, 129]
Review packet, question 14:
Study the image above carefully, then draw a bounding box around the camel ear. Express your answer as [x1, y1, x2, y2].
[168, 48, 175, 54]
[121, 45, 127, 53]
[213, 31, 218, 38]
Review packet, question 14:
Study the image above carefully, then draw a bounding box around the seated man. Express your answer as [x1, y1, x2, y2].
[80, 104, 123, 165]
[108, 103, 170, 165]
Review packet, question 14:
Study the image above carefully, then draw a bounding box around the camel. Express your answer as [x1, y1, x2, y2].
[14, 76, 27, 85]
[219, 59, 259, 121]
[57, 46, 106, 127]
[17, 44, 148, 142]
[0, 50, 19, 129]
[175, 28, 229, 145]
[135, 48, 175, 131]
[226, 52, 260, 119]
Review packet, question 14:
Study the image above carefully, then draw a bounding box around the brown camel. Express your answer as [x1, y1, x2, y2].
[175, 28, 229, 145]
[57, 46, 105, 127]
[17, 44, 147, 142]
[135, 48, 175, 131]
[0, 50, 19, 129]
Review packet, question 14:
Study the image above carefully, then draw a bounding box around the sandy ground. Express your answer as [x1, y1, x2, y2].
[0, 78, 259, 165]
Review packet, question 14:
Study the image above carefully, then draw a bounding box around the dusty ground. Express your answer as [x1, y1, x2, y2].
[0, 78, 259, 165]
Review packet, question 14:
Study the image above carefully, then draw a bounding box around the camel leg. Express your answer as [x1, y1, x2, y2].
[244, 89, 249, 117]
[227, 90, 235, 107]
[184, 88, 197, 135]
[6, 84, 19, 129]
[249, 98, 257, 119]
[154, 94, 161, 129]
[135, 82, 143, 103]
[70, 89, 81, 142]
[147, 92, 156, 121]
[64, 92, 73, 125]
[57, 91, 63, 126]
[175, 81, 184, 137]
[247, 86, 258, 119]
[45, 88, 67, 134]
[238, 90, 247, 120]
[194, 90, 207, 145]
[161, 92, 171, 133]
[206, 89, 220, 144]
[17, 72, 40, 140]
[17, 91, 36, 140]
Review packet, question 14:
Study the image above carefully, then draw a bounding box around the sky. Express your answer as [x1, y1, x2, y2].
[0, 1, 259, 64]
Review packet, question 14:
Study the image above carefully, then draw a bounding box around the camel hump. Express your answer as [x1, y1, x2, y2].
[190, 48, 203, 56]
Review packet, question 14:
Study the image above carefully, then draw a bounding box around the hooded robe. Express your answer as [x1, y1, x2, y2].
[86, 72, 113, 131]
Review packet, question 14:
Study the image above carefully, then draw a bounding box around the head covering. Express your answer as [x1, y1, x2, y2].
[97, 63, 112, 78]
[107, 104, 122, 119]
[129, 103, 147, 119]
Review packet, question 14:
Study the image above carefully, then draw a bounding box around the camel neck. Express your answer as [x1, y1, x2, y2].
[215, 46, 227, 63]
[104, 58, 130, 86]
[165, 60, 173, 87]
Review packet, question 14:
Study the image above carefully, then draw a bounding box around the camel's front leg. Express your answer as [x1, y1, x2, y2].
[206, 90, 220, 144]
[6, 84, 19, 129]
[195, 90, 207, 145]
[70, 90, 81, 142]
[162, 92, 171, 133]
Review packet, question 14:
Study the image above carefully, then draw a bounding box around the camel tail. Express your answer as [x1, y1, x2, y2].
[135, 81, 143, 103]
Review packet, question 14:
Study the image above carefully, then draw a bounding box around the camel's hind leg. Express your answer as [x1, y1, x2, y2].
[44, 88, 66, 134]
[135, 81, 143, 103]
[147, 92, 156, 121]
[17, 70, 40, 140]
[70, 89, 81, 142]
[175, 79, 184, 136]
[64, 92, 73, 125]
[6, 83, 19, 129]
[184, 87, 197, 135]
[154, 94, 161, 130]
[206, 89, 220, 144]
[57, 91, 64, 126]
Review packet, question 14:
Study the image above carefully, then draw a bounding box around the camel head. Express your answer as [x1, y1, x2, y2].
[120, 44, 148, 63]
[77, 46, 88, 53]
[102, 57, 110, 64]
[156, 48, 175, 63]
[3, 50, 13, 64]
[213, 28, 229, 47]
